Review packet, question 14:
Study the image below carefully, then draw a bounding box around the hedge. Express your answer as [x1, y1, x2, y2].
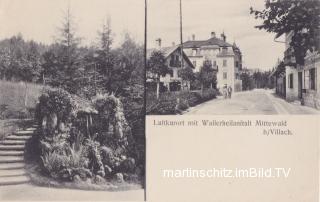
[146, 89, 217, 115]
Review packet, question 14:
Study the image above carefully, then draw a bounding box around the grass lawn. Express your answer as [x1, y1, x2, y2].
[0, 80, 43, 119]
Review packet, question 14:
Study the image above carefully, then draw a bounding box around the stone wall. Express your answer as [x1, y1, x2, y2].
[303, 90, 320, 109]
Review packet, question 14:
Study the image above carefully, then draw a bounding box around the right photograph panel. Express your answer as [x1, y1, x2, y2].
[145, 0, 320, 115]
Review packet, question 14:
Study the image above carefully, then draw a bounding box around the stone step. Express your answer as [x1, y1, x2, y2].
[0, 145, 25, 151]
[0, 156, 24, 163]
[0, 175, 30, 186]
[14, 131, 34, 136]
[25, 127, 37, 131]
[6, 135, 31, 141]
[0, 163, 25, 170]
[0, 151, 24, 156]
[0, 140, 26, 146]
[0, 169, 26, 177]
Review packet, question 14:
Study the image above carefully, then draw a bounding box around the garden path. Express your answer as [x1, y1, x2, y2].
[0, 126, 36, 185]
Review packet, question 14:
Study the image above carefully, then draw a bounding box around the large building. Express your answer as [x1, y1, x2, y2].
[183, 32, 243, 92]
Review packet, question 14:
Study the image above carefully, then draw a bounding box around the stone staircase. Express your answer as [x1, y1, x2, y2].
[0, 126, 36, 186]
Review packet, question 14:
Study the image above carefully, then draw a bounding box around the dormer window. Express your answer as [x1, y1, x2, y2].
[192, 49, 197, 56]
[222, 47, 228, 54]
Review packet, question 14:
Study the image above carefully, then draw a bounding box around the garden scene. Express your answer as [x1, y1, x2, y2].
[0, 3, 144, 195]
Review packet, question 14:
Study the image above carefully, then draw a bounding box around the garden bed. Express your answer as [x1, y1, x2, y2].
[146, 89, 218, 115]
[25, 163, 142, 191]
[25, 89, 144, 191]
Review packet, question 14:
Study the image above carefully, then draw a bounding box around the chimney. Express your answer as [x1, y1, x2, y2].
[221, 32, 226, 42]
[192, 34, 195, 41]
[211, 31, 216, 38]
[155, 38, 162, 49]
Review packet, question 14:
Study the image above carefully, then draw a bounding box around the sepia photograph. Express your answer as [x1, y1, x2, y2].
[145, 0, 320, 115]
[0, 0, 145, 201]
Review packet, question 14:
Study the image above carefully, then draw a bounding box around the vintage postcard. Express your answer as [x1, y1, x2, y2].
[0, 0, 145, 201]
[0, 0, 319, 201]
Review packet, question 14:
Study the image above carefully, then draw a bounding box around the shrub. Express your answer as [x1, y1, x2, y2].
[41, 151, 70, 179]
[35, 89, 140, 185]
[146, 89, 218, 115]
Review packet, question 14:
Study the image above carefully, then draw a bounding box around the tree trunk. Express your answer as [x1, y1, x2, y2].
[201, 83, 204, 96]
[24, 82, 28, 109]
[156, 81, 160, 99]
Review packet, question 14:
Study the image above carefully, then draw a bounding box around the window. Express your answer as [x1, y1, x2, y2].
[304, 70, 310, 89]
[168, 69, 174, 77]
[223, 72, 227, 79]
[223, 60, 227, 67]
[288, 73, 293, 89]
[192, 60, 197, 67]
[310, 68, 316, 90]
[192, 49, 197, 56]
[213, 60, 217, 67]
[222, 47, 228, 54]
[170, 55, 175, 66]
[235, 61, 239, 67]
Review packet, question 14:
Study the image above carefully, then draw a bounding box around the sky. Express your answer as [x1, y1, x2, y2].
[147, 0, 285, 70]
[0, 0, 145, 46]
[0, 0, 284, 70]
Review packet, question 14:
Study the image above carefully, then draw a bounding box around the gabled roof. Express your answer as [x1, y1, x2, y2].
[147, 45, 180, 59]
[183, 37, 233, 48]
[147, 45, 195, 69]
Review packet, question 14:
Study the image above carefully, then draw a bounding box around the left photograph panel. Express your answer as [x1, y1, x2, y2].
[0, 0, 145, 201]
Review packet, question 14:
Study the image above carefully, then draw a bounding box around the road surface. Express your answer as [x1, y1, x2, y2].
[185, 89, 320, 115]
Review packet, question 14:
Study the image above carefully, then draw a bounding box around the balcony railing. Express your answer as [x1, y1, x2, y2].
[169, 60, 182, 67]
[284, 47, 296, 66]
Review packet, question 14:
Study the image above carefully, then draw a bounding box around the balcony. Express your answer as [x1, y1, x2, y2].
[284, 47, 296, 66]
[169, 60, 182, 68]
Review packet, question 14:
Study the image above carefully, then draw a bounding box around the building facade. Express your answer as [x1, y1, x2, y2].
[146, 44, 195, 92]
[302, 51, 320, 109]
[272, 31, 320, 110]
[183, 32, 243, 92]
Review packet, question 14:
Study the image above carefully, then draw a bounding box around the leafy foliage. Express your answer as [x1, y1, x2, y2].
[250, 0, 320, 65]
[198, 63, 217, 89]
[146, 89, 217, 115]
[147, 50, 170, 80]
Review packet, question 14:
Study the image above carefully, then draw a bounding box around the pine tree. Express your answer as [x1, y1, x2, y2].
[96, 17, 114, 92]
[55, 7, 82, 93]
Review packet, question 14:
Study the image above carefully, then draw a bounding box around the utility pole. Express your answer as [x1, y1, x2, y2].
[144, 0, 147, 75]
[179, 0, 184, 69]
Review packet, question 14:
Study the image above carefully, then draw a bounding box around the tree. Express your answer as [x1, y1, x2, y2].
[250, 0, 320, 65]
[178, 66, 195, 90]
[0, 47, 10, 80]
[55, 7, 82, 93]
[240, 72, 254, 91]
[23, 41, 42, 82]
[198, 63, 216, 92]
[111, 33, 144, 95]
[95, 17, 114, 90]
[147, 50, 169, 99]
